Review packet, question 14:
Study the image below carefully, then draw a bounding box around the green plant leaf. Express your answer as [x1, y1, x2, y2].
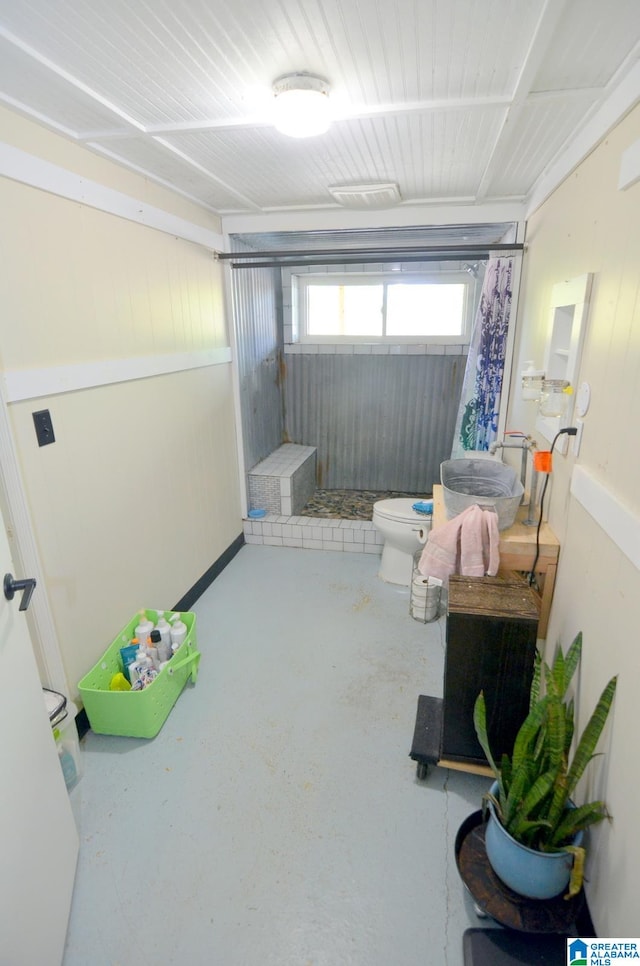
[566, 676, 618, 797]
[562, 632, 583, 699]
[511, 696, 550, 772]
[473, 692, 501, 781]
[544, 695, 572, 831]
[532, 725, 547, 768]
[545, 692, 567, 770]
[547, 774, 570, 832]
[550, 801, 607, 848]
[499, 754, 512, 800]
[509, 818, 553, 847]
[502, 758, 533, 827]
[530, 649, 542, 710]
[564, 698, 575, 756]
[563, 845, 585, 899]
[475, 632, 616, 858]
[483, 789, 503, 823]
[506, 770, 556, 840]
[549, 643, 566, 699]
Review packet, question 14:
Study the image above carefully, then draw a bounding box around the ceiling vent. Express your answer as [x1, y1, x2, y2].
[328, 182, 401, 209]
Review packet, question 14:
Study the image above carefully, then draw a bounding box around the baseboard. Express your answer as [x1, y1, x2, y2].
[172, 532, 245, 612]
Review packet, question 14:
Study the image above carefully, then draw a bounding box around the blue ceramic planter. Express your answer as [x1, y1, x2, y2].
[485, 782, 584, 899]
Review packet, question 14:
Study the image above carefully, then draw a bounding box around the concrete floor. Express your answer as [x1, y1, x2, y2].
[63, 545, 493, 966]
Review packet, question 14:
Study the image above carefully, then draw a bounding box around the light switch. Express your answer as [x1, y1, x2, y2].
[33, 409, 56, 447]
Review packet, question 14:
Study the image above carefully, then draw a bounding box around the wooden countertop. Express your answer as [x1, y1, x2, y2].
[432, 483, 560, 638]
[432, 484, 559, 563]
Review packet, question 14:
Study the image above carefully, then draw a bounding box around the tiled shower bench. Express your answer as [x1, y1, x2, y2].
[244, 443, 384, 555]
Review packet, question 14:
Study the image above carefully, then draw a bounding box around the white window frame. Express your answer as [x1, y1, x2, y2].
[295, 270, 475, 345]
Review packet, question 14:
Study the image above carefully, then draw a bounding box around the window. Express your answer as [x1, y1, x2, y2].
[296, 272, 473, 343]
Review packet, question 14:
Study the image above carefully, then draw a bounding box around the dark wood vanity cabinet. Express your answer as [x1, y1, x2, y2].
[441, 575, 540, 768]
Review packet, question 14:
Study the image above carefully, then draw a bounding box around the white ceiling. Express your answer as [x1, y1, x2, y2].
[0, 0, 639, 225]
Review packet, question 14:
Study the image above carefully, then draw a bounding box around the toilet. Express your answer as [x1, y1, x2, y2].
[372, 498, 432, 585]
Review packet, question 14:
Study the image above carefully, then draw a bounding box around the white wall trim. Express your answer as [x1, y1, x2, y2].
[571, 464, 640, 571]
[526, 59, 640, 218]
[618, 136, 640, 190]
[0, 141, 225, 251]
[0, 380, 69, 694]
[221, 201, 526, 236]
[3, 347, 232, 403]
[221, 252, 249, 519]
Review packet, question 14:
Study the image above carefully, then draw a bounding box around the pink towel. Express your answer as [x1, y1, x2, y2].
[418, 504, 500, 582]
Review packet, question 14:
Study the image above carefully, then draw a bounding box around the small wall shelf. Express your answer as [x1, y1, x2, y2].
[535, 273, 593, 454]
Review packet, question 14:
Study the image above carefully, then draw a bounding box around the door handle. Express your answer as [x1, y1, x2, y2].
[4, 573, 37, 612]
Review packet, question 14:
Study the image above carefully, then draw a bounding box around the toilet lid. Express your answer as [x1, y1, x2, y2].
[373, 498, 431, 524]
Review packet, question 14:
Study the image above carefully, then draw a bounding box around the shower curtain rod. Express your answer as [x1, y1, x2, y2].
[219, 242, 522, 264]
[222, 244, 524, 269]
[222, 249, 524, 269]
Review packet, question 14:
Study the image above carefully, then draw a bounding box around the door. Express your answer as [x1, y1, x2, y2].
[0, 522, 79, 966]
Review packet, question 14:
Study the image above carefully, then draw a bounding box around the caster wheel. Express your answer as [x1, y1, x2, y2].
[416, 761, 429, 780]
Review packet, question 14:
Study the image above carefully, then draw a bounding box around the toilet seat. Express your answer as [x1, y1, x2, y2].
[373, 498, 430, 524]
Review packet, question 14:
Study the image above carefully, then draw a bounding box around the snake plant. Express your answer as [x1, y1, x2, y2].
[473, 632, 617, 898]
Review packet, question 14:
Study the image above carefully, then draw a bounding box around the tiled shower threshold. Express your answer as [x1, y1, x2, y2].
[243, 485, 428, 553]
[245, 442, 423, 554]
[243, 512, 384, 554]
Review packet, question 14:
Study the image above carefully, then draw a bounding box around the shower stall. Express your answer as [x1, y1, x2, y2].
[226, 225, 521, 517]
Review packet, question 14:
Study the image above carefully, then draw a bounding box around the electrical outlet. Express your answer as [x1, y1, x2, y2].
[33, 409, 56, 447]
[573, 419, 584, 457]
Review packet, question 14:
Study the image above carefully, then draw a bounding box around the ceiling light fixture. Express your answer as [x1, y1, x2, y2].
[272, 72, 331, 138]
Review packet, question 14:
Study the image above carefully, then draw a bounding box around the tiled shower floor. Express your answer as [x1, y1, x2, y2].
[244, 488, 433, 553]
[301, 488, 428, 520]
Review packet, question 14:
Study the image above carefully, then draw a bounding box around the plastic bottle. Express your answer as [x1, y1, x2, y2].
[155, 613, 172, 658]
[134, 610, 154, 650]
[131, 650, 157, 689]
[152, 628, 170, 664]
[130, 645, 151, 686]
[109, 672, 132, 691]
[169, 613, 187, 650]
[146, 631, 160, 670]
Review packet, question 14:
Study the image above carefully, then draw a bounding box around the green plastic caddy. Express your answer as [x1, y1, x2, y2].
[78, 609, 200, 738]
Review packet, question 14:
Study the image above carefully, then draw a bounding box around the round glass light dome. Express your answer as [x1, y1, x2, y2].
[272, 73, 331, 138]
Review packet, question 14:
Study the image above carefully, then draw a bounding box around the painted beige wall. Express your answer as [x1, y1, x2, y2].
[0, 110, 241, 698]
[509, 105, 640, 935]
[0, 105, 215, 232]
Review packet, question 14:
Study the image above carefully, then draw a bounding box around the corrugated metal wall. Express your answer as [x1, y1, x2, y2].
[231, 252, 284, 475]
[283, 353, 465, 491]
[230, 237, 481, 494]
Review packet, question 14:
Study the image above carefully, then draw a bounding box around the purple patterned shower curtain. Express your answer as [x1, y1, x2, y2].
[452, 257, 513, 455]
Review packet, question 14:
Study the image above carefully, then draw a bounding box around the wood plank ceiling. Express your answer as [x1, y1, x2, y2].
[0, 0, 638, 217]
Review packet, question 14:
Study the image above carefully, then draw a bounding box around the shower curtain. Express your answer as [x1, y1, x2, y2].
[452, 257, 513, 455]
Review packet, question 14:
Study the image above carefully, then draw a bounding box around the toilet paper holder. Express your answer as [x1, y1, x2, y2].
[410, 552, 442, 623]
